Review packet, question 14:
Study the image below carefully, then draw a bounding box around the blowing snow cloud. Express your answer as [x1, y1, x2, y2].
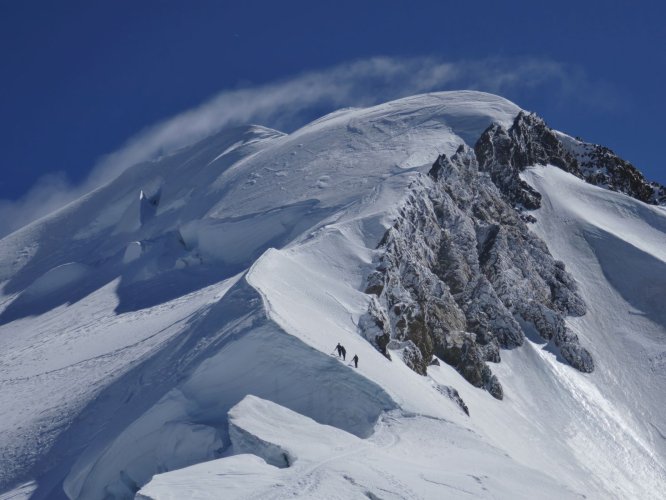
[0, 56, 611, 237]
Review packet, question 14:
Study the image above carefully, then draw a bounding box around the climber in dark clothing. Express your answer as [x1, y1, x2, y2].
[335, 343, 343, 358]
[340, 345, 346, 361]
[352, 354, 359, 368]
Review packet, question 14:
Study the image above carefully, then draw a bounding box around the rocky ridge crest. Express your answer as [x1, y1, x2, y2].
[361, 145, 593, 399]
[557, 133, 666, 205]
[474, 111, 580, 209]
[475, 111, 666, 208]
[362, 107, 664, 398]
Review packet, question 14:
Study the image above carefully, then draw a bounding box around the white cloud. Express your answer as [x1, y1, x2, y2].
[0, 56, 609, 237]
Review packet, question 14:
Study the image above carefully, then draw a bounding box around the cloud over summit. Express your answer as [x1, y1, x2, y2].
[0, 56, 611, 237]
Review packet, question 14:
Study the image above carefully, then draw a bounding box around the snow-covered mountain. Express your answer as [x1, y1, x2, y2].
[1, 91, 664, 499]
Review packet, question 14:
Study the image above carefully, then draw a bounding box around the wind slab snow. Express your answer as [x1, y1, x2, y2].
[0, 91, 664, 499]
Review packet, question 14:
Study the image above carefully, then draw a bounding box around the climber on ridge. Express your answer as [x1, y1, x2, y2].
[352, 354, 359, 368]
[335, 343, 346, 360]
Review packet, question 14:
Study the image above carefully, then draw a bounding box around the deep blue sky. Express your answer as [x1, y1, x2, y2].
[1, 0, 665, 201]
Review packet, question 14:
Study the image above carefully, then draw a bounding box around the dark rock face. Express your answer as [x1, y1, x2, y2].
[476, 112, 580, 174]
[361, 145, 594, 399]
[474, 112, 580, 209]
[557, 135, 666, 205]
[475, 110, 666, 208]
[435, 384, 470, 416]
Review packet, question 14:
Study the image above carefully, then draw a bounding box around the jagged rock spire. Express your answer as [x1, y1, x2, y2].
[476, 110, 666, 207]
[363, 144, 594, 400]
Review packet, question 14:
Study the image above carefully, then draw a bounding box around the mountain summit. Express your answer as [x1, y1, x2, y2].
[1, 91, 664, 499]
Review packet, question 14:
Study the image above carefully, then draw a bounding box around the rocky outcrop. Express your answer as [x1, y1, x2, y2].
[362, 145, 594, 399]
[475, 110, 666, 208]
[435, 384, 469, 416]
[474, 112, 580, 209]
[361, 106, 663, 397]
[557, 134, 666, 205]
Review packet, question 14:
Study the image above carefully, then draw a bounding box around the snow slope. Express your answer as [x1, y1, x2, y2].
[523, 166, 666, 465]
[0, 91, 664, 499]
[137, 395, 578, 500]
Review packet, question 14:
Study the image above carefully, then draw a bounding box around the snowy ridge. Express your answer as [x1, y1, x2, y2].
[523, 167, 666, 466]
[137, 396, 578, 500]
[0, 91, 664, 499]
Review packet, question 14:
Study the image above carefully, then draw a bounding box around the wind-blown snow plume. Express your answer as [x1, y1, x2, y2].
[0, 56, 609, 237]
